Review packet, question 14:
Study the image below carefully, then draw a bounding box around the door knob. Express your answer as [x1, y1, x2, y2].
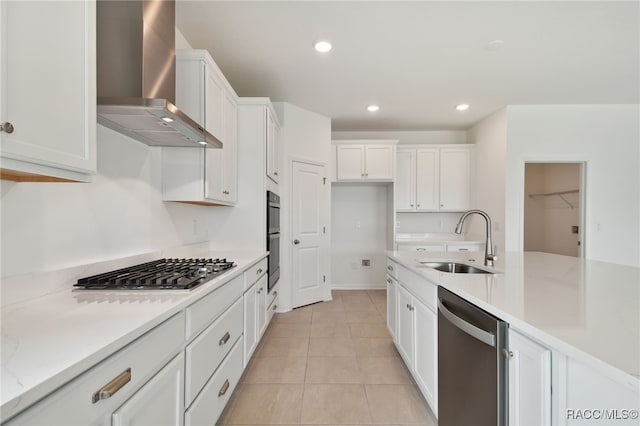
[1, 122, 14, 134]
[293, 239, 300, 245]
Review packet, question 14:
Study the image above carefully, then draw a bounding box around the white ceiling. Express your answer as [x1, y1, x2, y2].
[176, 1, 639, 131]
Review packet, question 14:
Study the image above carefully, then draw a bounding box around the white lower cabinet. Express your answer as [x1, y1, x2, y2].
[554, 355, 640, 426]
[3, 313, 185, 426]
[242, 258, 274, 366]
[395, 279, 438, 416]
[413, 300, 438, 416]
[386, 275, 397, 340]
[508, 329, 552, 426]
[112, 353, 184, 426]
[184, 337, 244, 426]
[396, 284, 414, 366]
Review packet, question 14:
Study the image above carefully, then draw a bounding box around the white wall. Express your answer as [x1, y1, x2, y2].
[332, 130, 467, 145]
[273, 102, 332, 309]
[331, 183, 390, 289]
[467, 108, 507, 251]
[1, 126, 211, 277]
[505, 105, 640, 266]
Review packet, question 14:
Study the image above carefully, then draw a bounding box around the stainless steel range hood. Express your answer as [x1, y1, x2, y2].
[97, 0, 221, 148]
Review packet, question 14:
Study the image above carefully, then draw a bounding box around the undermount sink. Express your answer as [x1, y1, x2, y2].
[419, 261, 495, 274]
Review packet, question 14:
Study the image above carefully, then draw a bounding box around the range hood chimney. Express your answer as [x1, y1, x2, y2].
[97, 0, 221, 148]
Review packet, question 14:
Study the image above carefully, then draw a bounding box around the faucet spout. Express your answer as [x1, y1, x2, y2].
[455, 209, 497, 267]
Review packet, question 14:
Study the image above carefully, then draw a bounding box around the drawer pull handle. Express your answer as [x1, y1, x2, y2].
[92, 368, 131, 403]
[416, 248, 426, 251]
[219, 331, 231, 346]
[257, 268, 263, 275]
[218, 379, 230, 397]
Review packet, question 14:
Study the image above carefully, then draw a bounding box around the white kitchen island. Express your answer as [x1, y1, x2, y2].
[387, 250, 640, 426]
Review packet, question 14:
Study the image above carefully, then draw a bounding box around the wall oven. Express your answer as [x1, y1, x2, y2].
[266, 191, 280, 292]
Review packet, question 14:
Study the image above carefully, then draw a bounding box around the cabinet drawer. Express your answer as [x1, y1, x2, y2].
[4, 313, 185, 426]
[185, 297, 243, 407]
[185, 337, 244, 426]
[186, 275, 243, 339]
[446, 243, 484, 252]
[386, 259, 399, 279]
[397, 243, 446, 252]
[244, 258, 268, 291]
[397, 265, 437, 312]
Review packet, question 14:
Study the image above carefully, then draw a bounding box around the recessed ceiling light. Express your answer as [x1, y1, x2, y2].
[314, 40, 332, 53]
[367, 105, 380, 112]
[456, 104, 470, 111]
[161, 117, 174, 123]
[199, 141, 207, 146]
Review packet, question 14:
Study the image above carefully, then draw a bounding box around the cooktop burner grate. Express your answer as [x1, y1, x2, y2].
[74, 258, 236, 290]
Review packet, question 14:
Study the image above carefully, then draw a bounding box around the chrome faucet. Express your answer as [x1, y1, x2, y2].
[455, 209, 497, 267]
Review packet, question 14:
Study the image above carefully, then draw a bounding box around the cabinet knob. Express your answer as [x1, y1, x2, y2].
[417, 204, 420, 207]
[257, 268, 263, 275]
[274, 172, 278, 176]
[387, 278, 392, 284]
[1, 122, 14, 134]
[440, 204, 444, 207]
[410, 204, 414, 207]
[293, 239, 300, 245]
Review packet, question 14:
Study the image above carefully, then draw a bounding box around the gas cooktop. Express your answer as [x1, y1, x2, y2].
[74, 258, 236, 290]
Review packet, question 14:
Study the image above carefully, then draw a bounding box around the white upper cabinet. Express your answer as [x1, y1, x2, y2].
[439, 148, 471, 211]
[0, 1, 96, 182]
[163, 50, 238, 205]
[396, 145, 472, 212]
[266, 107, 280, 183]
[333, 140, 396, 181]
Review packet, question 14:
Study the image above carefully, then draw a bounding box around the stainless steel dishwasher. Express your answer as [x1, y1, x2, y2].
[437, 286, 508, 426]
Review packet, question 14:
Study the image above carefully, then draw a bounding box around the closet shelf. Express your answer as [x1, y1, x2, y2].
[528, 189, 579, 209]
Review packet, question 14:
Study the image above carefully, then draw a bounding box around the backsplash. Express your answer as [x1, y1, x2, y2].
[396, 212, 466, 235]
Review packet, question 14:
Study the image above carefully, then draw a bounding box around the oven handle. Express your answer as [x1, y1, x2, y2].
[438, 299, 495, 347]
[268, 201, 280, 209]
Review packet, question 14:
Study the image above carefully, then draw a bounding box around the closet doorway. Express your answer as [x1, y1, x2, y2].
[524, 162, 585, 257]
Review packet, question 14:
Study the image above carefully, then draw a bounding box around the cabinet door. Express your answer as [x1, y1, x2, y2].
[396, 284, 414, 368]
[364, 145, 394, 180]
[257, 274, 269, 338]
[243, 284, 258, 367]
[266, 109, 280, 183]
[336, 145, 365, 180]
[1, 1, 96, 182]
[508, 329, 551, 426]
[112, 353, 184, 426]
[439, 149, 470, 211]
[204, 148, 224, 201]
[222, 93, 238, 202]
[386, 275, 397, 341]
[416, 149, 439, 211]
[413, 301, 438, 416]
[205, 67, 224, 141]
[396, 149, 415, 211]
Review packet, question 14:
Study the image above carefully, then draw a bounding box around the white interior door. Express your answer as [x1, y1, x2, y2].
[291, 160, 329, 308]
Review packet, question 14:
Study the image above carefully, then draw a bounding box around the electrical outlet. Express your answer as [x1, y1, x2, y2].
[361, 259, 371, 268]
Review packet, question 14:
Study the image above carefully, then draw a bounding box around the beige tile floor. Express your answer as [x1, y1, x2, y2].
[217, 290, 437, 425]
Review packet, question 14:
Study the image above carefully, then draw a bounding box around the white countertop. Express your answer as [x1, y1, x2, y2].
[387, 250, 640, 384]
[1, 250, 267, 420]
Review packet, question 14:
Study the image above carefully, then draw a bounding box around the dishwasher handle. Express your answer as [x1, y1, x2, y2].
[438, 299, 496, 347]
